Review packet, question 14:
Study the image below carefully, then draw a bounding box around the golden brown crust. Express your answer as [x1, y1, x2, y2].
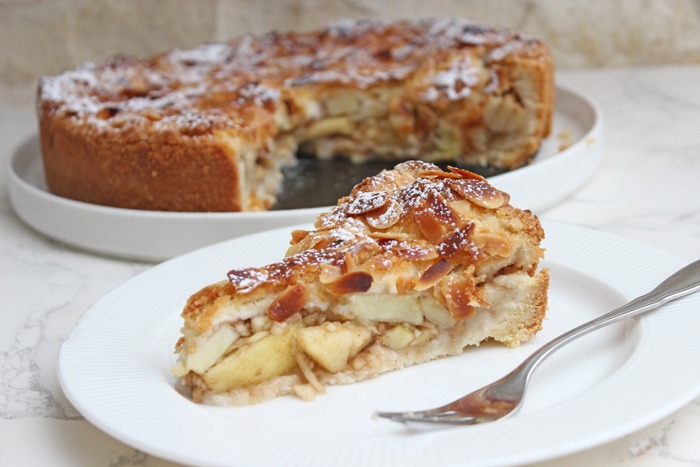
[38, 18, 554, 212]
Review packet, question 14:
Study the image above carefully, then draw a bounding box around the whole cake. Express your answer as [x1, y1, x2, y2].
[172, 161, 549, 405]
[37, 18, 554, 212]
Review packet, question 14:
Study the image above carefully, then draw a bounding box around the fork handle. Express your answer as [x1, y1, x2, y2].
[502, 259, 700, 394]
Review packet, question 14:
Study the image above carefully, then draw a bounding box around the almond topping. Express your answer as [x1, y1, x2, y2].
[447, 166, 487, 181]
[437, 222, 475, 260]
[268, 283, 309, 322]
[426, 191, 458, 226]
[290, 229, 310, 244]
[416, 259, 453, 291]
[328, 271, 373, 294]
[414, 209, 446, 243]
[450, 179, 509, 209]
[346, 191, 388, 215]
[381, 240, 438, 261]
[365, 198, 403, 229]
[417, 169, 462, 179]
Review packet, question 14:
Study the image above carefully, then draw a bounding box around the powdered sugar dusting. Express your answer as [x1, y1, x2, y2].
[225, 160, 515, 292]
[169, 42, 232, 65]
[433, 56, 481, 100]
[39, 18, 533, 135]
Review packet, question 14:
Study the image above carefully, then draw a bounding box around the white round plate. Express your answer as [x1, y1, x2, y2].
[7, 85, 602, 262]
[57, 221, 700, 467]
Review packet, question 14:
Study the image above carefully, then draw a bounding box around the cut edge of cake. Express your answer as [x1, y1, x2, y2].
[172, 160, 549, 405]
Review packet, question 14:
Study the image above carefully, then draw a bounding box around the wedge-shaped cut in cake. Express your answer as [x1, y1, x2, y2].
[38, 18, 554, 212]
[173, 161, 549, 405]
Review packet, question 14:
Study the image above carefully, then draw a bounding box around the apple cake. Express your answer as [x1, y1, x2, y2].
[37, 18, 554, 212]
[172, 161, 549, 405]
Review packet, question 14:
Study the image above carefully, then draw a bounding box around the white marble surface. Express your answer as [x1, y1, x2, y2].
[1, 66, 699, 466]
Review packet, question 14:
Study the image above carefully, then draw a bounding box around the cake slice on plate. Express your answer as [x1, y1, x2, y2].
[172, 161, 549, 405]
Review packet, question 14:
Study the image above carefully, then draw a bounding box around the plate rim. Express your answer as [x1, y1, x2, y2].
[7, 84, 603, 262]
[57, 221, 700, 467]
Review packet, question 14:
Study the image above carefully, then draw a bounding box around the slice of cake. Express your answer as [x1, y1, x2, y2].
[37, 18, 554, 212]
[172, 161, 549, 405]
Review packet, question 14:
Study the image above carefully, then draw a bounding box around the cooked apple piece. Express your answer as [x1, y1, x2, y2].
[420, 295, 456, 329]
[187, 325, 240, 375]
[296, 322, 372, 373]
[346, 293, 424, 325]
[380, 324, 415, 349]
[324, 91, 362, 116]
[203, 330, 296, 391]
[305, 117, 354, 139]
[430, 121, 461, 160]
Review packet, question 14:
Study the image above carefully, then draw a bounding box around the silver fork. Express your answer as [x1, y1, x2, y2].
[376, 259, 700, 426]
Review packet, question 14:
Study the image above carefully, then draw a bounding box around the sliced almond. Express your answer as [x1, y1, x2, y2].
[418, 169, 462, 179]
[447, 166, 486, 181]
[437, 222, 475, 259]
[365, 198, 403, 229]
[426, 191, 458, 226]
[328, 271, 373, 294]
[414, 209, 446, 243]
[290, 229, 310, 244]
[449, 179, 509, 209]
[346, 191, 388, 215]
[416, 259, 453, 291]
[386, 240, 439, 261]
[268, 283, 309, 322]
[448, 199, 473, 219]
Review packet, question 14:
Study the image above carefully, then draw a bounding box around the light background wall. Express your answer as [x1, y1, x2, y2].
[1, 0, 700, 85]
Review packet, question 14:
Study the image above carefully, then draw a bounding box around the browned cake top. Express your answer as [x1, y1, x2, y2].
[38, 18, 546, 136]
[223, 160, 543, 299]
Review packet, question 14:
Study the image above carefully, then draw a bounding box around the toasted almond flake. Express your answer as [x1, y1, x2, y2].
[328, 271, 373, 294]
[346, 191, 388, 215]
[449, 178, 509, 209]
[365, 198, 403, 229]
[414, 209, 446, 243]
[382, 240, 439, 261]
[290, 229, 310, 243]
[268, 283, 309, 322]
[416, 259, 453, 291]
[437, 222, 475, 259]
[418, 169, 462, 179]
[447, 166, 487, 181]
[426, 191, 458, 226]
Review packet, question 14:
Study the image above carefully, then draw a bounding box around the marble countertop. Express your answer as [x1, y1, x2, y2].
[1, 65, 699, 466]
